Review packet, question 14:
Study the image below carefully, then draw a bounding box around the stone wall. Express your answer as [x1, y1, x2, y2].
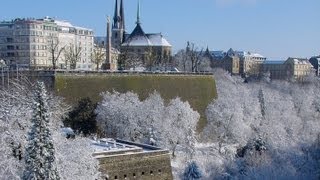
[97, 150, 173, 180]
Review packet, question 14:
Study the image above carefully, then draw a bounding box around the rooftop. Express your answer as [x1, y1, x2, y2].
[92, 138, 167, 158]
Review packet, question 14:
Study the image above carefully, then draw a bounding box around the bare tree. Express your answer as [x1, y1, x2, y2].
[186, 42, 203, 72]
[47, 35, 65, 70]
[126, 52, 143, 71]
[144, 47, 157, 71]
[173, 49, 189, 72]
[64, 43, 82, 70]
[118, 46, 130, 70]
[91, 45, 105, 70]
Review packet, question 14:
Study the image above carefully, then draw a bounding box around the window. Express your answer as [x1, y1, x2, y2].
[141, 172, 145, 176]
[114, 176, 118, 179]
[150, 171, 153, 175]
[133, 173, 136, 177]
[124, 174, 127, 179]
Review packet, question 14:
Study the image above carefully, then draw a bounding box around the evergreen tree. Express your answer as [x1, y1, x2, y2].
[183, 161, 203, 180]
[23, 81, 60, 180]
[63, 98, 97, 136]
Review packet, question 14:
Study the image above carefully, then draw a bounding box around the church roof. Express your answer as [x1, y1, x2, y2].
[122, 24, 171, 47]
[146, 34, 171, 47]
[122, 23, 151, 46]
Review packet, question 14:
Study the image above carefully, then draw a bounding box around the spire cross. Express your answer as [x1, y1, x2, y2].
[136, 0, 141, 24]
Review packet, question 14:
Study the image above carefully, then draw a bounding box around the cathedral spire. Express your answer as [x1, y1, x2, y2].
[113, 0, 120, 28]
[120, 0, 125, 30]
[136, 0, 141, 24]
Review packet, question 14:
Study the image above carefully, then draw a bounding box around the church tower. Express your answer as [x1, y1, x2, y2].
[112, 0, 125, 50]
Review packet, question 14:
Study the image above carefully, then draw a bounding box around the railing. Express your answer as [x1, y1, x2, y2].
[1, 69, 214, 76]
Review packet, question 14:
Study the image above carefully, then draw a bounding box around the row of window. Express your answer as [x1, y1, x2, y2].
[108, 169, 163, 180]
[2, 52, 48, 57]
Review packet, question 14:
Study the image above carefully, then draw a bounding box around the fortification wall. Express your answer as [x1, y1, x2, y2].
[1, 70, 217, 130]
[97, 150, 173, 180]
[54, 71, 217, 130]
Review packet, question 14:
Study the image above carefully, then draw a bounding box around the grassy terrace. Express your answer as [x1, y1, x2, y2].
[54, 71, 217, 130]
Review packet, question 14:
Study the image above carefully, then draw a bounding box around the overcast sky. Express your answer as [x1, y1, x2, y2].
[1, 0, 319, 59]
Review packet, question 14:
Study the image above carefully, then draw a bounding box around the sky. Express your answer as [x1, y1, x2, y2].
[1, 0, 319, 59]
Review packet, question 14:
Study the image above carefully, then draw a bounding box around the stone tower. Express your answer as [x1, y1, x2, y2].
[112, 0, 125, 50]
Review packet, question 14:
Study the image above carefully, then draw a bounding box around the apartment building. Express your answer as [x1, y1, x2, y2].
[0, 17, 94, 69]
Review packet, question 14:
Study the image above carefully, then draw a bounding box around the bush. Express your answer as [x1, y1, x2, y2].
[63, 98, 97, 136]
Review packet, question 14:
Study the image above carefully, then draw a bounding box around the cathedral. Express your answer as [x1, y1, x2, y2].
[107, 0, 172, 70]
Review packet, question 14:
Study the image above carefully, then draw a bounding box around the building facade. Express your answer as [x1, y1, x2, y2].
[0, 17, 94, 69]
[93, 138, 173, 180]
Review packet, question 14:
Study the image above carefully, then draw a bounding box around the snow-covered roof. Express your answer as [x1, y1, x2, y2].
[122, 23, 151, 46]
[146, 34, 171, 47]
[54, 20, 92, 31]
[210, 51, 225, 58]
[55, 20, 73, 28]
[122, 23, 171, 47]
[293, 59, 309, 65]
[288, 58, 310, 65]
[236, 51, 265, 58]
[92, 138, 138, 153]
[91, 138, 165, 158]
[122, 35, 152, 46]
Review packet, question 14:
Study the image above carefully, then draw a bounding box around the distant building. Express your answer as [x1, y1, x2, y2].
[92, 138, 173, 180]
[262, 58, 313, 81]
[0, 17, 94, 69]
[108, 0, 172, 70]
[309, 56, 320, 76]
[236, 51, 266, 76]
[209, 48, 264, 76]
[211, 48, 240, 75]
[286, 57, 313, 80]
[262, 60, 287, 79]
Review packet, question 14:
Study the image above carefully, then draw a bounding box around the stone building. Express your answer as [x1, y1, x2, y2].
[108, 0, 172, 70]
[208, 48, 265, 76]
[286, 57, 313, 80]
[262, 58, 313, 80]
[262, 60, 287, 80]
[236, 51, 266, 77]
[0, 17, 94, 70]
[92, 138, 173, 180]
[211, 48, 240, 75]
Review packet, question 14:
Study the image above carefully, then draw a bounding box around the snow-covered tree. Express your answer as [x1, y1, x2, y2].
[196, 69, 320, 179]
[0, 78, 99, 180]
[23, 81, 60, 180]
[53, 133, 100, 180]
[96, 91, 199, 157]
[182, 161, 203, 180]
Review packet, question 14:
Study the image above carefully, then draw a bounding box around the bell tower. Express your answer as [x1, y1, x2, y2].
[112, 0, 125, 50]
